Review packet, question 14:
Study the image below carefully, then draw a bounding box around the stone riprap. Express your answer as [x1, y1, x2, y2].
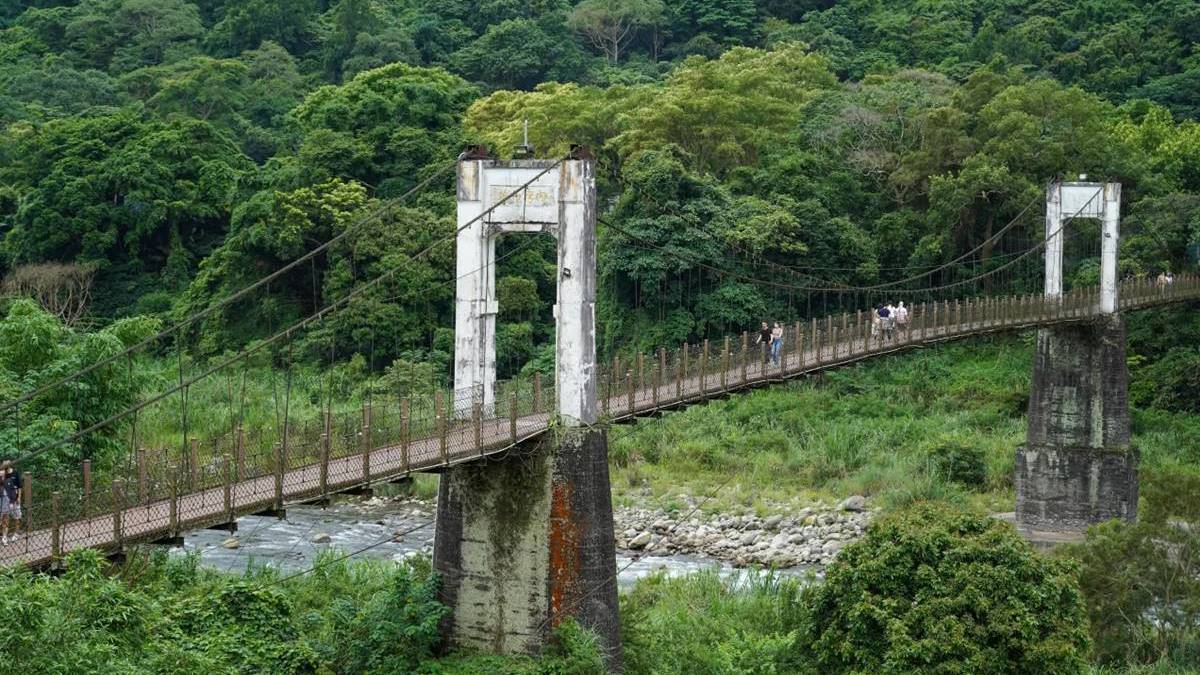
[613, 496, 875, 568]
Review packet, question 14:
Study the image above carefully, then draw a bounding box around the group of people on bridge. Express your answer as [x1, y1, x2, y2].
[871, 302, 910, 341]
[752, 301, 913, 366]
[755, 322, 785, 366]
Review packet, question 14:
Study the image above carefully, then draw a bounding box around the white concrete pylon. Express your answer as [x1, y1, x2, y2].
[453, 151, 597, 426]
[1044, 184, 1064, 299]
[1100, 183, 1121, 314]
[554, 158, 598, 426]
[1044, 181, 1120, 314]
[454, 157, 496, 418]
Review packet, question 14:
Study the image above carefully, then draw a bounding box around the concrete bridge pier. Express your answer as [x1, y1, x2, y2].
[1016, 317, 1138, 531]
[433, 428, 620, 664]
[1016, 181, 1137, 533]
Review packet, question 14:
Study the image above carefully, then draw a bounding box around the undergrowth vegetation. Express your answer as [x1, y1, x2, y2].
[10, 503, 1182, 674]
[610, 336, 1033, 513]
[611, 310, 1200, 516]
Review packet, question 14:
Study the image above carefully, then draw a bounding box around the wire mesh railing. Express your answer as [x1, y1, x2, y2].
[2, 274, 1198, 567]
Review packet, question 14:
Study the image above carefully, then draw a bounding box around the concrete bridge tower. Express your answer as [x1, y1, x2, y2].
[435, 147, 621, 666]
[1016, 181, 1138, 533]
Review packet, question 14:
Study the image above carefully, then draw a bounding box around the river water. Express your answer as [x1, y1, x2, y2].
[174, 495, 811, 587]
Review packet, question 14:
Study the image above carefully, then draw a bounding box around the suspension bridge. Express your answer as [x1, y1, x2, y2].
[1, 274, 1196, 570]
[0, 150, 1194, 667]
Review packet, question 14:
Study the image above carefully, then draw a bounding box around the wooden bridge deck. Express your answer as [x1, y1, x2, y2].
[2, 278, 1196, 567]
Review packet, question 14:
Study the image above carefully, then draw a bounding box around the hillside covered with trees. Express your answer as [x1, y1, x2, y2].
[4, 2, 1200, 673]
[1, 0, 1199, 483]
[3, 0, 1199, 349]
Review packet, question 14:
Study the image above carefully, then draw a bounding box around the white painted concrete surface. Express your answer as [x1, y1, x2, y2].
[454, 157, 597, 427]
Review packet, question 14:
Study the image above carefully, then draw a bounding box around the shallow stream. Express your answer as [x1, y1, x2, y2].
[174, 496, 810, 587]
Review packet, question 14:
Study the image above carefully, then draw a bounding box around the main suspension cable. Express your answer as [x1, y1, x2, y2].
[13, 157, 568, 465]
[598, 187, 1097, 297]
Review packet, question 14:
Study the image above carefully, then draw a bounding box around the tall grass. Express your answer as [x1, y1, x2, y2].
[611, 335, 1200, 515]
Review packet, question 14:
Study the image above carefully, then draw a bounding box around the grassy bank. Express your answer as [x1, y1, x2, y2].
[610, 334, 1200, 517]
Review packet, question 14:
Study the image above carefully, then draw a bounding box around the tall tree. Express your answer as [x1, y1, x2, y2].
[285, 63, 477, 192]
[568, 0, 664, 63]
[206, 0, 317, 56]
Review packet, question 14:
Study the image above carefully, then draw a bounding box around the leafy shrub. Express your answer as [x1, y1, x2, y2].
[321, 565, 447, 674]
[1068, 468, 1200, 667]
[798, 504, 1091, 674]
[924, 438, 988, 488]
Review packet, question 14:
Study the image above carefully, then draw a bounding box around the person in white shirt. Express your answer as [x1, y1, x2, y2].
[895, 302, 909, 334]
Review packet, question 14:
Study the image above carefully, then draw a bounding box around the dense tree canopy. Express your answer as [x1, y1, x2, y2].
[0, 0, 1198, 410]
[3, 8, 1200, 675]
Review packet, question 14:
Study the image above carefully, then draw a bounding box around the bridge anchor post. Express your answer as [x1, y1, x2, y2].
[434, 428, 619, 665]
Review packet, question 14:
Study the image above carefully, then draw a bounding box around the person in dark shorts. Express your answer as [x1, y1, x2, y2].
[755, 321, 772, 365]
[1, 461, 21, 544]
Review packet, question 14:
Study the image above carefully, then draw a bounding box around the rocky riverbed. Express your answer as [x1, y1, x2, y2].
[614, 495, 876, 568]
[180, 491, 874, 578]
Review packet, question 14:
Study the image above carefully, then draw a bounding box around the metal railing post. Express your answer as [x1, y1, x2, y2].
[361, 403, 372, 484]
[223, 454, 233, 524]
[82, 460, 92, 517]
[112, 479, 124, 550]
[677, 345, 686, 399]
[169, 464, 179, 535]
[652, 352, 660, 406]
[436, 391, 448, 465]
[320, 411, 331, 499]
[721, 337, 730, 390]
[473, 401, 483, 456]
[273, 442, 284, 511]
[51, 491, 61, 559]
[236, 427, 246, 482]
[658, 348, 667, 404]
[509, 390, 518, 441]
[400, 397, 411, 474]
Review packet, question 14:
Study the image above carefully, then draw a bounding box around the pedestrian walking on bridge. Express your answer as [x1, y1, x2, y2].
[755, 321, 772, 366]
[877, 304, 893, 341]
[895, 302, 909, 335]
[771, 322, 784, 366]
[1, 461, 22, 545]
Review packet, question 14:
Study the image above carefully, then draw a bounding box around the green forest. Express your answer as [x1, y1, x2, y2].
[2, 0, 1200, 474]
[3, 0, 1200, 672]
